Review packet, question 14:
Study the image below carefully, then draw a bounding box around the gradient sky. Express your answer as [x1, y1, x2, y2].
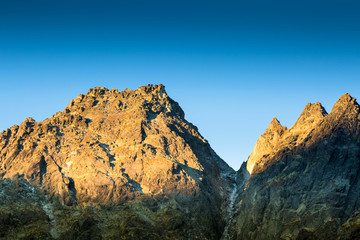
[1, 0, 360, 170]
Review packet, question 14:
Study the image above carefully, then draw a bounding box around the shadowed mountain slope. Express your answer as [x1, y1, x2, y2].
[228, 93, 360, 240]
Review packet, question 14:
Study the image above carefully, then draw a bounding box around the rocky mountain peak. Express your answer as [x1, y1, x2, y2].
[0, 84, 233, 207]
[246, 117, 287, 174]
[0, 85, 237, 239]
[65, 84, 184, 121]
[245, 94, 360, 176]
[230, 93, 360, 240]
[265, 117, 287, 135]
[247, 102, 327, 175]
[293, 102, 327, 127]
[335, 92, 356, 105]
[330, 93, 359, 116]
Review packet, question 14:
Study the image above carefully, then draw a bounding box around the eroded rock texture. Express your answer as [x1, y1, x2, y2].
[229, 93, 360, 240]
[0, 84, 234, 239]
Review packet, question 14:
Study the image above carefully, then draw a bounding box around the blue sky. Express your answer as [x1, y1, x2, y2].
[0, 0, 359, 170]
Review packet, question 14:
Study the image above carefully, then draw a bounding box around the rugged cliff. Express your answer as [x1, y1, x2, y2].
[0, 84, 234, 239]
[228, 93, 360, 240]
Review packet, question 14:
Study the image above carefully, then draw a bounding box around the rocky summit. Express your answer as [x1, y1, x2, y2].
[226, 93, 360, 240]
[0, 84, 234, 239]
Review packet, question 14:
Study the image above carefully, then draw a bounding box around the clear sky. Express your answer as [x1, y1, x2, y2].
[1, 0, 359, 170]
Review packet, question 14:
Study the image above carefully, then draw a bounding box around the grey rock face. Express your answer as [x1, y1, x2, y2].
[229, 94, 360, 240]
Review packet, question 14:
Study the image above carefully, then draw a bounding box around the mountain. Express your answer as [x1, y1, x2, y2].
[3, 86, 360, 240]
[0, 84, 234, 239]
[227, 93, 360, 240]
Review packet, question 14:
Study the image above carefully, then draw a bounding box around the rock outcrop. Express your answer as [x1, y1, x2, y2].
[246, 117, 287, 174]
[228, 93, 360, 240]
[0, 84, 234, 239]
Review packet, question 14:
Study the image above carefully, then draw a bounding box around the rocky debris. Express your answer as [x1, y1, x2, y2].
[0, 177, 226, 240]
[337, 210, 360, 240]
[0, 178, 52, 239]
[229, 93, 360, 240]
[0, 84, 234, 239]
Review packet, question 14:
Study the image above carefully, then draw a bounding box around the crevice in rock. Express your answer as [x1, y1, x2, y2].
[39, 156, 47, 187]
[121, 169, 143, 193]
[0, 129, 12, 151]
[99, 143, 116, 168]
[220, 173, 238, 240]
[67, 177, 77, 206]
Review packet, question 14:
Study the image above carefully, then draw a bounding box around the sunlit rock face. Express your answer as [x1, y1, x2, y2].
[0, 84, 234, 239]
[229, 93, 360, 240]
[247, 102, 327, 175]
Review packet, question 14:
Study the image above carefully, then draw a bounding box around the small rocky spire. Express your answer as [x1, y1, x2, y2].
[293, 102, 327, 127]
[247, 117, 287, 174]
[330, 93, 359, 115]
[264, 117, 287, 135]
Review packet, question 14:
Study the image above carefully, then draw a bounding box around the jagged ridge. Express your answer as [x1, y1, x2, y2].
[229, 93, 360, 240]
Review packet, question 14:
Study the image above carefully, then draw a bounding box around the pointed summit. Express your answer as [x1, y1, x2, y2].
[264, 117, 287, 135]
[271, 117, 281, 125]
[331, 93, 359, 115]
[293, 102, 327, 128]
[247, 117, 287, 174]
[338, 93, 355, 103]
